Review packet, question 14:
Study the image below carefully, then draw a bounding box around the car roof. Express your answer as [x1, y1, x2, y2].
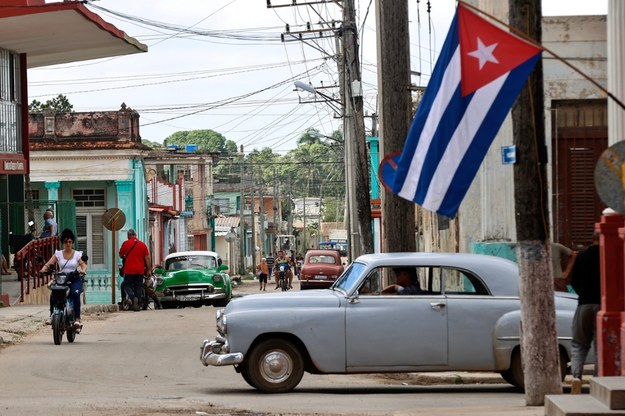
[305, 249, 340, 258]
[164, 250, 220, 261]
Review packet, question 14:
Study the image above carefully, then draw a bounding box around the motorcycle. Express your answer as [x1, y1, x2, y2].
[48, 271, 84, 345]
[277, 264, 289, 291]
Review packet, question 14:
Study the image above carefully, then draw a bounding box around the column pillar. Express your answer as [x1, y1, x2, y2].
[597, 213, 625, 376]
[115, 180, 135, 234]
[607, 0, 625, 147]
[43, 181, 60, 201]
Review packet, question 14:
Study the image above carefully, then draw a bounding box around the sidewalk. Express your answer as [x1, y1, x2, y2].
[0, 269, 22, 307]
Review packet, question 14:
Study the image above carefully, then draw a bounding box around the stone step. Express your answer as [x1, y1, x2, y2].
[592, 377, 625, 410]
[545, 394, 625, 416]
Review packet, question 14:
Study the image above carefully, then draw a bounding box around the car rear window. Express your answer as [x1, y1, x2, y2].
[309, 255, 337, 264]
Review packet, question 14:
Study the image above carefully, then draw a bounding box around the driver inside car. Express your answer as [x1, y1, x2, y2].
[382, 268, 422, 295]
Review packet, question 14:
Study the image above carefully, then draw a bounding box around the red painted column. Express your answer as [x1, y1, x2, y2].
[597, 214, 625, 376]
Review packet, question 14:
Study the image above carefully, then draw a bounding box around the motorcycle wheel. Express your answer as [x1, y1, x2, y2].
[67, 328, 76, 343]
[52, 314, 63, 345]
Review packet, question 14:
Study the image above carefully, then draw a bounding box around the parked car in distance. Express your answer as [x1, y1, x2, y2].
[154, 250, 231, 309]
[299, 249, 345, 290]
[200, 252, 581, 393]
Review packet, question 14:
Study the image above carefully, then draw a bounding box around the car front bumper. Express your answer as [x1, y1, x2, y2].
[200, 337, 244, 366]
[160, 292, 227, 303]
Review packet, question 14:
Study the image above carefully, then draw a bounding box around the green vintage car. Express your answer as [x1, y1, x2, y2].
[154, 250, 231, 309]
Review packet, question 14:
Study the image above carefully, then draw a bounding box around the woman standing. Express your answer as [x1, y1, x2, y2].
[41, 228, 87, 327]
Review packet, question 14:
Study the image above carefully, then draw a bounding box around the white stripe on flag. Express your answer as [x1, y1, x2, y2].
[421, 72, 509, 212]
[398, 46, 461, 199]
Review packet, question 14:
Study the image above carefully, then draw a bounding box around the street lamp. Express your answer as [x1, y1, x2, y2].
[307, 129, 344, 145]
[294, 81, 343, 114]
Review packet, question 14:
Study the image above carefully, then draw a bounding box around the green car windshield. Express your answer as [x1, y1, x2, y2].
[165, 256, 217, 271]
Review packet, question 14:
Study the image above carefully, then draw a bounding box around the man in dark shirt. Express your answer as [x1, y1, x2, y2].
[569, 231, 601, 394]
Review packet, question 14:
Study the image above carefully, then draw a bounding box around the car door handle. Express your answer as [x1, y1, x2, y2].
[430, 302, 446, 310]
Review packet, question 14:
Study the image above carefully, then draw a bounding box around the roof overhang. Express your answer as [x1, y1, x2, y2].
[0, 2, 147, 68]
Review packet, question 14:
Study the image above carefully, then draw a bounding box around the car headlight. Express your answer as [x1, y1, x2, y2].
[216, 309, 227, 334]
[213, 274, 222, 283]
[154, 276, 164, 286]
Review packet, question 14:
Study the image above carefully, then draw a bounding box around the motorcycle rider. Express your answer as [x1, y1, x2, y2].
[40, 228, 87, 327]
[273, 250, 293, 289]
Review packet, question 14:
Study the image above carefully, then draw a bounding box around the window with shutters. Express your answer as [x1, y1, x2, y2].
[551, 100, 607, 250]
[73, 189, 105, 267]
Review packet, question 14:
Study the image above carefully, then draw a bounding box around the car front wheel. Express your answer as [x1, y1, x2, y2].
[242, 339, 304, 393]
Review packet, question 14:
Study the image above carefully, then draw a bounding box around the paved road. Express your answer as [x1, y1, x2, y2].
[0, 278, 548, 416]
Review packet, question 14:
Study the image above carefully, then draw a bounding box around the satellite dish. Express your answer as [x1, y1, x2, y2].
[595, 140, 625, 214]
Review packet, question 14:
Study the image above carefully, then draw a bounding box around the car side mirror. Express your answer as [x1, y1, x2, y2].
[217, 264, 228, 273]
[346, 291, 360, 304]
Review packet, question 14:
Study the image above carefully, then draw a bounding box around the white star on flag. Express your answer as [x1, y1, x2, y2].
[467, 37, 499, 69]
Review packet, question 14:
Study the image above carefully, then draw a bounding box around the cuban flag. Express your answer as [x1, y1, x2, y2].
[384, 3, 542, 218]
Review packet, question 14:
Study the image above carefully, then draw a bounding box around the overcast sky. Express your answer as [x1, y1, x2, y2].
[29, 0, 608, 154]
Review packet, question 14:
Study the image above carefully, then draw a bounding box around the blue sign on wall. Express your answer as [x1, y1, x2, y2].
[501, 145, 516, 164]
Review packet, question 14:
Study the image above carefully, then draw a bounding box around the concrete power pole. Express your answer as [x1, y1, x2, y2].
[343, 0, 373, 256]
[375, 0, 416, 253]
[509, 0, 561, 404]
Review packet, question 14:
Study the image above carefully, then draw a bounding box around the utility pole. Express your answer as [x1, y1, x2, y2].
[250, 166, 256, 271]
[343, 0, 373, 257]
[509, 0, 561, 404]
[375, 0, 416, 254]
[238, 146, 246, 275]
[259, 184, 265, 257]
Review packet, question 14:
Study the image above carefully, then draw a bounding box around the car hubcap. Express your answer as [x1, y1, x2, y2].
[260, 350, 292, 383]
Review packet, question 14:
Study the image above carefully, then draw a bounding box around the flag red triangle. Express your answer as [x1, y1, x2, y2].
[458, 4, 541, 96]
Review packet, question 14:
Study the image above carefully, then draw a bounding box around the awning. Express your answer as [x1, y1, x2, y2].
[0, 2, 147, 68]
[215, 231, 228, 237]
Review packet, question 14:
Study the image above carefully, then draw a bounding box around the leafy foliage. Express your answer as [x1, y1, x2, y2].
[29, 94, 74, 113]
[164, 129, 229, 153]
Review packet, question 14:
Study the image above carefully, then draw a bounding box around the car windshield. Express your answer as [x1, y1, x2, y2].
[332, 261, 366, 294]
[165, 256, 217, 271]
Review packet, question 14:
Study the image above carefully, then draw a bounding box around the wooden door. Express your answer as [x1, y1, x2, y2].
[551, 100, 607, 250]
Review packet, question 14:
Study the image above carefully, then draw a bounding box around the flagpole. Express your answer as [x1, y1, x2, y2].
[458, 1, 625, 111]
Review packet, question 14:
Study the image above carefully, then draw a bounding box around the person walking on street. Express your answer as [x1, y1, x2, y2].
[569, 231, 601, 394]
[257, 258, 269, 291]
[119, 229, 151, 311]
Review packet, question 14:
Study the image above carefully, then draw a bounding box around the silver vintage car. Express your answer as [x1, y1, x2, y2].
[200, 252, 579, 393]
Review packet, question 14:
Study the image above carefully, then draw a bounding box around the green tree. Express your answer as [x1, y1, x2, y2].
[163, 129, 227, 153]
[141, 139, 163, 148]
[224, 139, 238, 155]
[29, 94, 74, 113]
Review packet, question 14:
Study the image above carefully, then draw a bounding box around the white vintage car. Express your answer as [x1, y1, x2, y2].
[200, 252, 579, 393]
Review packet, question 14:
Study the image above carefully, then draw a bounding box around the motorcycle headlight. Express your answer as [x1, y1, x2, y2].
[212, 274, 222, 283]
[55, 274, 68, 285]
